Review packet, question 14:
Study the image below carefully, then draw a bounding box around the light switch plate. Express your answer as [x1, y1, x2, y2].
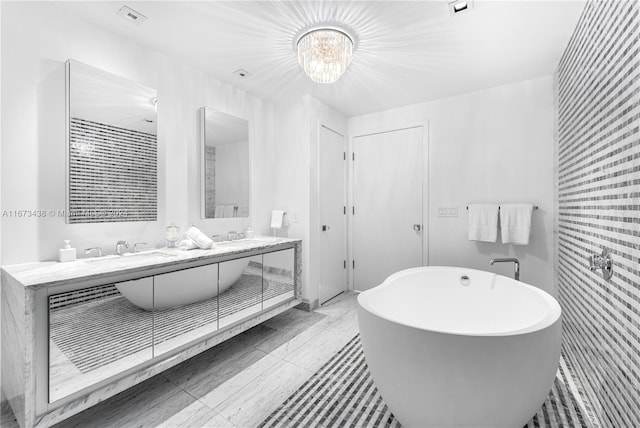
[438, 207, 458, 217]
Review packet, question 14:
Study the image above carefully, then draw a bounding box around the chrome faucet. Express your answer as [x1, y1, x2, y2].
[133, 242, 148, 253]
[489, 257, 520, 281]
[85, 247, 102, 257]
[589, 247, 613, 280]
[116, 240, 129, 255]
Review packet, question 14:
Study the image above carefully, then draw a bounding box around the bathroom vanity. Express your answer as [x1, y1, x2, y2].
[1, 237, 301, 428]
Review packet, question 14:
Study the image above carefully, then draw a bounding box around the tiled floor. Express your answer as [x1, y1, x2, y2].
[0, 292, 359, 428]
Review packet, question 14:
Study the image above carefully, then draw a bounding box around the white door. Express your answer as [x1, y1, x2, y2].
[353, 126, 423, 291]
[319, 124, 347, 304]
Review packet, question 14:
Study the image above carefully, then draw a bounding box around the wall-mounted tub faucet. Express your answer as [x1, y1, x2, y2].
[116, 240, 129, 255]
[85, 247, 102, 257]
[489, 257, 520, 281]
[589, 247, 613, 280]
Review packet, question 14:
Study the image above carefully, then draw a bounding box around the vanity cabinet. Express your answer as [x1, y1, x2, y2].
[219, 255, 262, 328]
[263, 249, 296, 310]
[48, 278, 154, 403]
[2, 238, 301, 428]
[153, 264, 220, 356]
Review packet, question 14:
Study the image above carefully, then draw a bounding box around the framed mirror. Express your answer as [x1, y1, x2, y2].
[66, 59, 158, 223]
[200, 107, 250, 219]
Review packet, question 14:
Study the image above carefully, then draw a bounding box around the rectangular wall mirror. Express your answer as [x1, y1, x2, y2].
[66, 59, 158, 223]
[200, 107, 250, 219]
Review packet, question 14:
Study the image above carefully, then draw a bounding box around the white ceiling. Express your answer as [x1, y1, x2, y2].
[54, 1, 585, 117]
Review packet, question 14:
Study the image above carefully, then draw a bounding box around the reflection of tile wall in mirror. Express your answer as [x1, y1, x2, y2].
[66, 59, 157, 223]
[219, 256, 263, 328]
[200, 107, 250, 219]
[263, 249, 295, 310]
[153, 264, 220, 357]
[49, 282, 153, 402]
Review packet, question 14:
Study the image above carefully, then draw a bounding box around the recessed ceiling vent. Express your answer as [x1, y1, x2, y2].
[448, 0, 474, 16]
[233, 69, 252, 78]
[116, 6, 147, 25]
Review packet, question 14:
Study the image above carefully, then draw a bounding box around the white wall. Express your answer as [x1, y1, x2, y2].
[260, 95, 347, 309]
[348, 76, 555, 295]
[0, 2, 273, 265]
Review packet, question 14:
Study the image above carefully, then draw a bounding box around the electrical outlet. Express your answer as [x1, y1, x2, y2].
[293, 213, 299, 223]
[438, 207, 458, 217]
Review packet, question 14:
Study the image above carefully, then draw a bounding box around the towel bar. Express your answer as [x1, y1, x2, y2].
[465, 205, 539, 210]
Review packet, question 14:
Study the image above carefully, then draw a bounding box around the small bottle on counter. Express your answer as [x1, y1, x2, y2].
[245, 227, 254, 239]
[58, 240, 76, 262]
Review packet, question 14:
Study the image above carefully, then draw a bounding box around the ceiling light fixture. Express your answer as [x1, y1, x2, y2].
[297, 28, 353, 84]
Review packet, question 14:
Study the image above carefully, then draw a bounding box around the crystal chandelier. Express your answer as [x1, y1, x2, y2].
[297, 28, 353, 84]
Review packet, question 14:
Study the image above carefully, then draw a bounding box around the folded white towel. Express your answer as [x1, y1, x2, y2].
[178, 238, 198, 251]
[467, 204, 499, 242]
[500, 204, 534, 245]
[185, 226, 214, 249]
[270, 210, 286, 229]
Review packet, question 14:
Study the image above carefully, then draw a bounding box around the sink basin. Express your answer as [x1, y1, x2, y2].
[216, 238, 278, 246]
[83, 251, 177, 264]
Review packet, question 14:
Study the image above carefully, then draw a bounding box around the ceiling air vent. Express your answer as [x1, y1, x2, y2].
[116, 6, 147, 25]
[448, 0, 474, 16]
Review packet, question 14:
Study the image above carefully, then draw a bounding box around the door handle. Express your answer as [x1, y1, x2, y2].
[413, 224, 421, 232]
[322, 225, 330, 231]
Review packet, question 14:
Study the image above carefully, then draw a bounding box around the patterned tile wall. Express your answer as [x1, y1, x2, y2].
[69, 117, 157, 223]
[555, 1, 640, 427]
[205, 145, 216, 218]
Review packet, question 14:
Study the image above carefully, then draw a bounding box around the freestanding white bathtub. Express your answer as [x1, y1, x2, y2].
[357, 266, 562, 428]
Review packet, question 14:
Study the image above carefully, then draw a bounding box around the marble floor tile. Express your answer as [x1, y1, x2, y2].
[213, 359, 312, 428]
[2, 291, 360, 428]
[314, 292, 359, 319]
[53, 375, 181, 428]
[261, 307, 327, 331]
[322, 308, 360, 338]
[283, 327, 355, 372]
[185, 351, 281, 410]
[183, 411, 236, 428]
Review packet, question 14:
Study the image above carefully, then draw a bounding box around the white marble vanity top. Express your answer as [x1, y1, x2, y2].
[2, 236, 300, 289]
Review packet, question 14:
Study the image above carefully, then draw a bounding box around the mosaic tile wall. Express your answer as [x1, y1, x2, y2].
[204, 145, 216, 218]
[555, 1, 640, 427]
[69, 117, 157, 223]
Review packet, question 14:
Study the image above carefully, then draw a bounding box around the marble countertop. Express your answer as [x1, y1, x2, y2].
[1, 236, 301, 289]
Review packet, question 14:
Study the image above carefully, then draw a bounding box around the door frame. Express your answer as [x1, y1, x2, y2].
[348, 121, 429, 292]
[316, 121, 347, 305]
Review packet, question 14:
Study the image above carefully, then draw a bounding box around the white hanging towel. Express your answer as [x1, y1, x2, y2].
[222, 205, 235, 218]
[270, 210, 286, 229]
[467, 204, 499, 242]
[500, 204, 534, 245]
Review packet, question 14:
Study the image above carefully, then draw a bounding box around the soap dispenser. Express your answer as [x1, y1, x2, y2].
[58, 240, 76, 262]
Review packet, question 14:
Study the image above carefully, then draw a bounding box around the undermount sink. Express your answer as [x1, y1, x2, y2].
[216, 238, 278, 246]
[83, 251, 177, 264]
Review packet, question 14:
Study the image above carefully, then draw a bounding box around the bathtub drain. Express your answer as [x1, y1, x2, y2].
[460, 275, 470, 286]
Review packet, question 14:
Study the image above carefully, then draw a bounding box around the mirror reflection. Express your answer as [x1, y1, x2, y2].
[200, 107, 250, 218]
[66, 59, 158, 223]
